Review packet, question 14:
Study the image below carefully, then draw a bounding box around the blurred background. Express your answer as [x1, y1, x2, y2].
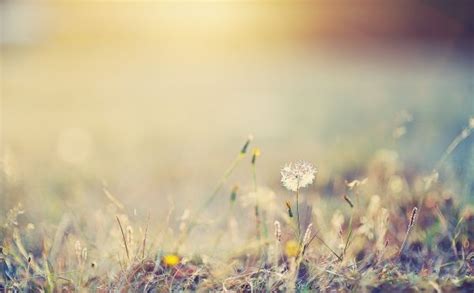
[1, 1, 473, 228]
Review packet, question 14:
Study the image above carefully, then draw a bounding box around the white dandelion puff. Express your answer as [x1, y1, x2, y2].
[280, 160, 317, 192]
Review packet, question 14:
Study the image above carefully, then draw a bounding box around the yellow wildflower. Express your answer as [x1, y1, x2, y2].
[285, 240, 300, 258]
[163, 254, 180, 267]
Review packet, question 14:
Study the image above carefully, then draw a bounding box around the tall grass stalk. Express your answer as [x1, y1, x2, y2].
[212, 186, 238, 249]
[435, 120, 473, 172]
[295, 185, 301, 242]
[116, 216, 130, 261]
[399, 207, 418, 257]
[175, 136, 252, 251]
[251, 148, 261, 241]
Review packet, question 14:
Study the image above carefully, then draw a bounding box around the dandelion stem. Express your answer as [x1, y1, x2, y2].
[295, 185, 301, 242]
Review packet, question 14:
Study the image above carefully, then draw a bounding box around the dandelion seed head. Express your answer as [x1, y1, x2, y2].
[280, 160, 317, 192]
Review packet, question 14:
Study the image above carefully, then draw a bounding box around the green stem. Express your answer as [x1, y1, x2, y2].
[295, 187, 301, 242]
[175, 153, 245, 252]
[343, 212, 354, 259]
[314, 234, 343, 261]
[252, 162, 260, 241]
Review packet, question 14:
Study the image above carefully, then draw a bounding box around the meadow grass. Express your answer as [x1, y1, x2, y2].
[1, 119, 474, 292]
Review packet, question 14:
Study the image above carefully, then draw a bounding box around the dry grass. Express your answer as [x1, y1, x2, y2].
[1, 121, 474, 292]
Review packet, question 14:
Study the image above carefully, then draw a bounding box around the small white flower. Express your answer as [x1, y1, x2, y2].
[280, 160, 317, 192]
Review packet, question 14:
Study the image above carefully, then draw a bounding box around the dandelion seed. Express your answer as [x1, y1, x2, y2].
[274, 221, 281, 242]
[280, 161, 317, 192]
[163, 254, 180, 267]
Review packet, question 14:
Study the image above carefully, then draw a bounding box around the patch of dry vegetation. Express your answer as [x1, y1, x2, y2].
[1, 119, 474, 292]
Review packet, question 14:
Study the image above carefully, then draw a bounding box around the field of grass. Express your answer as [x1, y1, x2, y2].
[2, 2, 474, 292]
[1, 119, 474, 292]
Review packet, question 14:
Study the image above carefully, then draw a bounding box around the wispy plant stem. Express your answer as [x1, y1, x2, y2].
[399, 207, 418, 257]
[295, 182, 301, 242]
[343, 212, 354, 259]
[176, 136, 252, 252]
[314, 234, 343, 261]
[252, 156, 261, 241]
[116, 216, 130, 261]
[435, 124, 473, 171]
[176, 155, 243, 251]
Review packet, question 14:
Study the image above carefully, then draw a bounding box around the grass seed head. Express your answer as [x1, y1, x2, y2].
[302, 223, 313, 246]
[409, 207, 418, 228]
[274, 220, 282, 242]
[240, 135, 253, 155]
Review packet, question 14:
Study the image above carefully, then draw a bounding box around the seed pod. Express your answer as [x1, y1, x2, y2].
[230, 186, 238, 202]
[344, 194, 354, 208]
[286, 201, 293, 218]
[240, 135, 253, 154]
[409, 207, 418, 228]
